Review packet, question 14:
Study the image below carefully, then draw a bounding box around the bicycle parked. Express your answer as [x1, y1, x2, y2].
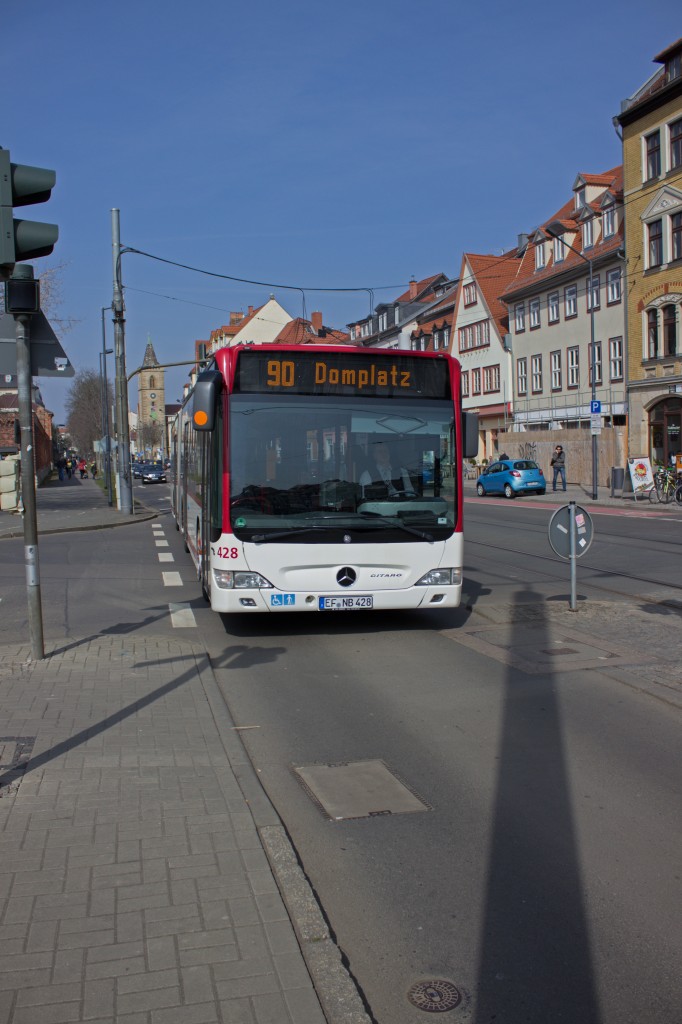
[648, 467, 678, 503]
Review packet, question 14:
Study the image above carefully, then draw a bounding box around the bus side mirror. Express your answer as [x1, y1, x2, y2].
[191, 370, 222, 431]
[462, 411, 479, 459]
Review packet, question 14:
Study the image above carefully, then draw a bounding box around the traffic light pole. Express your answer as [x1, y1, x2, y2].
[13, 278, 45, 660]
[111, 209, 133, 515]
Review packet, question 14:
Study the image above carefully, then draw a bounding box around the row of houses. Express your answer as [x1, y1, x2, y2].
[182, 39, 681, 485]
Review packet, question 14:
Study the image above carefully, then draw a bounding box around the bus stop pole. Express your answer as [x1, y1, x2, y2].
[568, 501, 577, 611]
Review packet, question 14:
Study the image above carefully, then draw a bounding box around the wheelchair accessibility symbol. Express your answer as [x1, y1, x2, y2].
[271, 594, 296, 607]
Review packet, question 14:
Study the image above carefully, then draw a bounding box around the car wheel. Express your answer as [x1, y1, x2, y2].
[476, 482, 485, 496]
[504, 484, 515, 499]
[537, 489, 546, 496]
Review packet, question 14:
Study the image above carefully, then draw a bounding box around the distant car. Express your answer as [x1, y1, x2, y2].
[476, 459, 545, 499]
[132, 462, 148, 478]
[141, 465, 167, 485]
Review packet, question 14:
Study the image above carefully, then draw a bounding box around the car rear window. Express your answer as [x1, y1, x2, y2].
[513, 461, 538, 470]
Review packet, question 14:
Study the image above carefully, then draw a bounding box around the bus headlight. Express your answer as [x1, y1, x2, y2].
[212, 570, 274, 590]
[415, 568, 461, 586]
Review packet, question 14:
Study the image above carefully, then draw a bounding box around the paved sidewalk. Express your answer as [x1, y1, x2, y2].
[0, 633, 369, 1024]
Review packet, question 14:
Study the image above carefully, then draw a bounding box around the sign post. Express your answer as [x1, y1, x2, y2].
[548, 502, 594, 611]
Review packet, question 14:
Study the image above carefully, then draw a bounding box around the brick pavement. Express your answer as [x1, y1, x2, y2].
[0, 634, 369, 1024]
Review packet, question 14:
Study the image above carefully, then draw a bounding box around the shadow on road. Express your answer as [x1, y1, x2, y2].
[474, 586, 601, 1023]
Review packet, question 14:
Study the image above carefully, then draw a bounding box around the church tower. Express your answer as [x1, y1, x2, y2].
[137, 338, 165, 456]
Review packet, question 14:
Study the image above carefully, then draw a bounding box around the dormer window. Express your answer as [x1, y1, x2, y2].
[554, 235, 565, 263]
[666, 53, 682, 83]
[575, 187, 586, 210]
[603, 204, 616, 237]
[463, 283, 477, 306]
[535, 242, 545, 270]
[582, 218, 594, 250]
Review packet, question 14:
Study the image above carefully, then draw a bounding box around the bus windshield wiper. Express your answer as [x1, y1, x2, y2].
[357, 512, 433, 542]
[250, 526, 333, 544]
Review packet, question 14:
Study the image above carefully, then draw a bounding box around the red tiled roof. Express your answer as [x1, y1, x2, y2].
[502, 167, 623, 299]
[0, 394, 19, 410]
[274, 319, 352, 346]
[465, 251, 525, 335]
[395, 274, 443, 303]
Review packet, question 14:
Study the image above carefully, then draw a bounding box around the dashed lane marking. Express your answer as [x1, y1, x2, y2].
[158, 553, 174, 562]
[162, 572, 183, 587]
[169, 603, 196, 628]
[155, 539, 169, 547]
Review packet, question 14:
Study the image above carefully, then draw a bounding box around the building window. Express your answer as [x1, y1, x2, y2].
[483, 365, 500, 393]
[671, 117, 682, 170]
[587, 274, 600, 312]
[603, 204, 616, 237]
[554, 236, 565, 263]
[646, 130, 661, 180]
[672, 212, 682, 262]
[149, 376, 156, 389]
[663, 304, 677, 356]
[589, 341, 603, 386]
[394, 306, 401, 325]
[531, 355, 542, 393]
[551, 350, 562, 390]
[472, 368, 481, 395]
[548, 291, 560, 323]
[515, 303, 525, 332]
[575, 187, 586, 209]
[433, 329, 441, 350]
[463, 283, 477, 306]
[564, 285, 577, 319]
[647, 308, 659, 359]
[607, 268, 622, 304]
[609, 336, 623, 381]
[667, 53, 682, 83]
[378, 311, 387, 331]
[567, 346, 579, 388]
[462, 370, 469, 397]
[517, 358, 527, 395]
[582, 218, 594, 249]
[648, 219, 663, 268]
[535, 243, 545, 270]
[529, 298, 541, 329]
[443, 326, 450, 348]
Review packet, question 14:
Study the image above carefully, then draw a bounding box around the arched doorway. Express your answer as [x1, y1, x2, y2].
[649, 397, 682, 464]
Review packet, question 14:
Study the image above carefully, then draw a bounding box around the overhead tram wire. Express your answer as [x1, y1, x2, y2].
[119, 247, 398, 320]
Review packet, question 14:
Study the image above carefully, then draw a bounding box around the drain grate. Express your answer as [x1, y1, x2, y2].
[0, 737, 36, 794]
[407, 980, 462, 1013]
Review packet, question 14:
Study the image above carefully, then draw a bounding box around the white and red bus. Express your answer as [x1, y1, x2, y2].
[171, 343, 477, 614]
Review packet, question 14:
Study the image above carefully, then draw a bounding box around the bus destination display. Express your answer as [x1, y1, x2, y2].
[233, 350, 452, 399]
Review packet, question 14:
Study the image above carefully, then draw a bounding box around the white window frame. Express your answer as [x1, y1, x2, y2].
[517, 357, 528, 395]
[535, 243, 545, 270]
[582, 218, 594, 249]
[472, 368, 481, 395]
[603, 204, 616, 237]
[529, 298, 541, 329]
[378, 311, 387, 331]
[587, 274, 600, 312]
[548, 291, 560, 323]
[554, 236, 566, 263]
[565, 285, 577, 318]
[550, 351, 561, 390]
[515, 303, 525, 332]
[589, 340, 603, 386]
[531, 355, 542, 393]
[443, 325, 450, 348]
[607, 268, 622, 304]
[463, 283, 477, 306]
[461, 370, 469, 396]
[609, 336, 623, 381]
[567, 346, 580, 388]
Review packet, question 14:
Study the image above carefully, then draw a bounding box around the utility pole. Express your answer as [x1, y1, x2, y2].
[9, 266, 44, 660]
[100, 306, 114, 506]
[111, 209, 132, 514]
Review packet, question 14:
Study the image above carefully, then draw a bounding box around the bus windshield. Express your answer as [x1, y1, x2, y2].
[229, 393, 456, 543]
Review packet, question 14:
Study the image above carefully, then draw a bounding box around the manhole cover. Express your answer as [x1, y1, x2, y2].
[407, 980, 461, 1012]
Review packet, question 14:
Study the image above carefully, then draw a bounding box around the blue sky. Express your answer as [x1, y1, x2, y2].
[3, 0, 678, 420]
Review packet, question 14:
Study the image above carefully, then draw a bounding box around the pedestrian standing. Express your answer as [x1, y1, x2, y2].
[550, 445, 566, 492]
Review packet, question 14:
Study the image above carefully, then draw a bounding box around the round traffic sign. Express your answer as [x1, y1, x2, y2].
[548, 504, 594, 559]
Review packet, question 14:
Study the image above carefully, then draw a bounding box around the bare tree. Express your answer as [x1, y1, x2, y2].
[65, 369, 111, 455]
[37, 261, 79, 334]
[137, 420, 164, 455]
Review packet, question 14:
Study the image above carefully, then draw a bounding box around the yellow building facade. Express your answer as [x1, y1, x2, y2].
[616, 39, 682, 463]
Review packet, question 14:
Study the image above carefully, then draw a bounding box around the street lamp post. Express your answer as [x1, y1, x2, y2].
[100, 306, 114, 506]
[545, 230, 599, 500]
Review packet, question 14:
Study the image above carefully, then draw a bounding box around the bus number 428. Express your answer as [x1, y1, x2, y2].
[217, 547, 239, 559]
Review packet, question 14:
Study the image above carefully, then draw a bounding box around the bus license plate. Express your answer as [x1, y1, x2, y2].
[319, 595, 373, 611]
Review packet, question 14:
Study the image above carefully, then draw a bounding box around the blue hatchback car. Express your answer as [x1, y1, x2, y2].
[476, 459, 546, 498]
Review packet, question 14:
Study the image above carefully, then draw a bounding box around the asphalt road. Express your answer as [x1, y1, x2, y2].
[1, 488, 680, 1023]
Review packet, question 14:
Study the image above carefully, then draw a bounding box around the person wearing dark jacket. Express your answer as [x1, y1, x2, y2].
[550, 445, 566, 491]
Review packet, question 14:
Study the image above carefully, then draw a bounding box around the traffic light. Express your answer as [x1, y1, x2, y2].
[0, 147, 58, 278]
